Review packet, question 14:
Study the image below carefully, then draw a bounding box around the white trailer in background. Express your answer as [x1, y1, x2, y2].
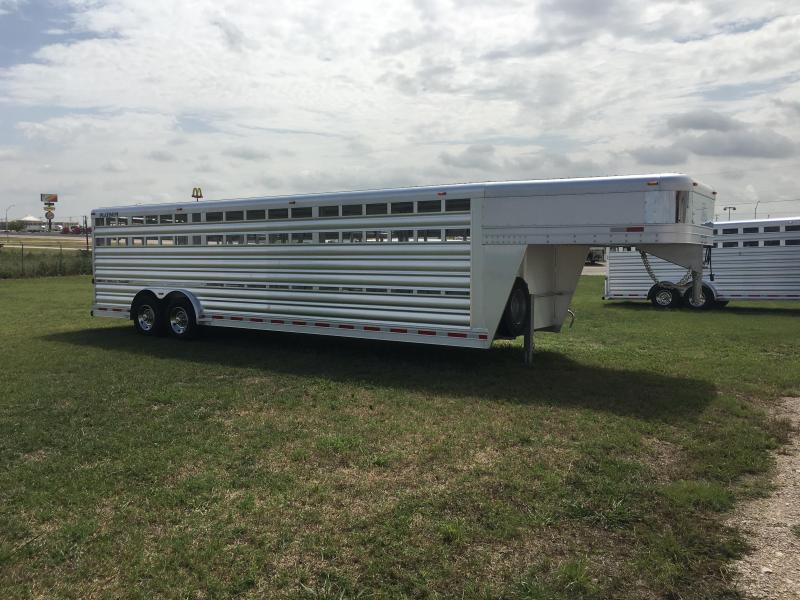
[91, 173, 714, 362]
[604, 216, 800, 309]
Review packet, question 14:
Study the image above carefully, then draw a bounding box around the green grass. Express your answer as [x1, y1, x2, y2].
[0, 275, 798, 598]
[0, 247, 92, 279]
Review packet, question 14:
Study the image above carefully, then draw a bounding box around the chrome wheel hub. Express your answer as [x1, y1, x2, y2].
[170, 307, 189, 335]
[137, 305, 156, 331]
[655, 290, 673, 306]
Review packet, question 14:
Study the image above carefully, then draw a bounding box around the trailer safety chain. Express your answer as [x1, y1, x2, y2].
[639, 251, 692, 287]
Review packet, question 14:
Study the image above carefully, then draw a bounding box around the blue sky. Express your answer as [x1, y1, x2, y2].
[1, 0, 799, 220]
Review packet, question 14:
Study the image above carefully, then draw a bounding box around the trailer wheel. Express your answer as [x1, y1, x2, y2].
[166, 297, 198, 339]
[683, 285, 715, 310]
[499, 279, 530, 338]
[650, 285, 679, 309]
[132, 293, 163, 336]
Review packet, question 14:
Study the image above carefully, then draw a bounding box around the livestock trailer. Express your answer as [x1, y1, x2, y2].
[91, 173, 715, 361]
[604, 216, 800, 308]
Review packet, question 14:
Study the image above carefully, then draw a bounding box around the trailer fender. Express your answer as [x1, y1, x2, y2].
[163, 289, 204, 320]
[129, 289, 203, 321]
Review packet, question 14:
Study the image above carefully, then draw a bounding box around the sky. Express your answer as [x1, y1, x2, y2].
[1, 0, 799, 222]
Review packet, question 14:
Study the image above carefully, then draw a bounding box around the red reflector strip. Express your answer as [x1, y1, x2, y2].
[389, 327, 407, 334]
[315, 322, 330, 328]
[625, 226, 645, 232]
[447, 332, 467, 338]
[212, 315, 224, 320]
[250, 317, 263, 322]
[364, 325, 380, 331]
[230, 316, 243, 321]
[338, 324, 355, 329]
[271, 319, 285, 324]
[478, 334, 488, 340]
[418, 329, 436, 336]
[292, 321, 306, 326]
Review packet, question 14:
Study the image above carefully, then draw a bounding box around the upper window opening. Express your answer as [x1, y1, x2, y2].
[764, 226, 779, 233]
[145, 215, 158, 225]
[365, 203, 387, 215]
[291, 207, 312, 219]
[391, 202, 413, 214]
[722, 228, 738, 235]
[743, 227, 758, 234]
[269, 208, 288, 219]
[319, 206, 339, 218]
[206, 212, 223, 222]
[225, 210, 244, 221]
[246, 209, 266, 221]
[418, 200, 441, 213]
[786, 225, 800, 232]
[342, 204, 363, 216]
[174, 213, 188, 224]
[445, 198, 470, 212]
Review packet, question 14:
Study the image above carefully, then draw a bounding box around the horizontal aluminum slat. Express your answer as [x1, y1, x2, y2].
[94, 269, 469, 287]
[94, 285, 470, 309]
[94, 257, 469, 272]
[94, 243, 470, 257]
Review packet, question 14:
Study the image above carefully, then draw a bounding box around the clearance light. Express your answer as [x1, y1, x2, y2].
[646, 181, 658, 186]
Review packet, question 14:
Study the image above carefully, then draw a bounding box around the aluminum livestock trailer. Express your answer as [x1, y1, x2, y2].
[604, 216, 800, 309]
[91, 173, 715, 361]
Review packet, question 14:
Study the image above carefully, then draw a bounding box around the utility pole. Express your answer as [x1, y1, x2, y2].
[754, 200, 760, 219]
[4, 203, 14, 240]
[723, 206, 736, 220]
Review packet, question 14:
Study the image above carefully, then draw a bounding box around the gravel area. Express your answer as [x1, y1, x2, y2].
[729, 397, 800, 599]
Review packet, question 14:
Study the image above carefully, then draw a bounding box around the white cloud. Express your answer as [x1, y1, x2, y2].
[0, 0, 798, 218]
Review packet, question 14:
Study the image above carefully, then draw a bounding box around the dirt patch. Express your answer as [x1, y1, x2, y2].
[728, 397, 800, 599]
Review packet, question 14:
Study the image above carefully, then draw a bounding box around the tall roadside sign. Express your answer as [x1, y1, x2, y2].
[41, 193, 58, 232]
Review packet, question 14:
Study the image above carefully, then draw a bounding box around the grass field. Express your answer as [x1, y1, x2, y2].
[1, 234, 89, 249]
[0, 247, 92, 279]
[1, 276, 798, 598]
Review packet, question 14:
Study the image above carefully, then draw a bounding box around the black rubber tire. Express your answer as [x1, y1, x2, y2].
[683, 284, 715, 310]
[165, 297, 198, 340]
[499, 279, 530, 338]
[650, 285, 679, 309]
[132, 294, 164, 336]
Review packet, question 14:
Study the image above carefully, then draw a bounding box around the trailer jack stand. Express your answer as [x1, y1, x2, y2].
[691, 270, 702, 305]
[523, 294, 535, 365]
